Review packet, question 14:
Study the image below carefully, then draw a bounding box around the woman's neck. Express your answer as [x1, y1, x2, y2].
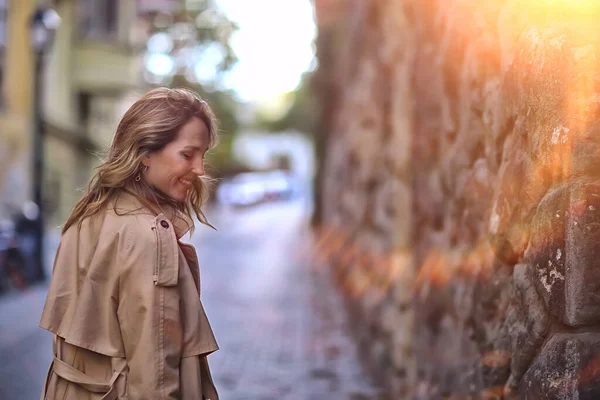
[122, 185, 180, 220]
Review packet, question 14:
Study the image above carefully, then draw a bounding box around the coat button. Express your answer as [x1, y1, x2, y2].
[160, 220, 169, 229]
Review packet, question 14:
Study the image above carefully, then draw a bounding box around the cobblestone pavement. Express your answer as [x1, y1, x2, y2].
[0, 199, 385, 399]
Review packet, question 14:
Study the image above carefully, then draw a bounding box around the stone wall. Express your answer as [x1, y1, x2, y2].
[317, 0, 600, 398]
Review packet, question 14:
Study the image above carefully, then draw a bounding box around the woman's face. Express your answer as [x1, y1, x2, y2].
[143, 117, 210, 202]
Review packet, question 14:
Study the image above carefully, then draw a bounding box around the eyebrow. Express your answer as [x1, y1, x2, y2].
[182, 145, 208, 152]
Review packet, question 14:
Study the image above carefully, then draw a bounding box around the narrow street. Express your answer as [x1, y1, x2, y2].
[0, 197, 383, 399]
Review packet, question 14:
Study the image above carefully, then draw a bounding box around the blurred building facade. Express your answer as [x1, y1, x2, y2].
[42, 0, 140, 226]
[0, 0, 6, 108]
[0, 0, 36, 219]
[0, 0, 145, 226]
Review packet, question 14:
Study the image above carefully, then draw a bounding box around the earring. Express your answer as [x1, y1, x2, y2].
[135, 165, 148, 182]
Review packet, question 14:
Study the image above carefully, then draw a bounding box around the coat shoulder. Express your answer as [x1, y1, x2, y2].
[104, 206, 157, 242]
[63, 206, 157, 251]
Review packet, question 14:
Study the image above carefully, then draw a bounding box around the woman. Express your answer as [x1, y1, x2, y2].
[39, 87, 220, 400]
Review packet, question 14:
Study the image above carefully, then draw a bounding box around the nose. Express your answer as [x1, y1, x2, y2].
[191, 159, 205, 177]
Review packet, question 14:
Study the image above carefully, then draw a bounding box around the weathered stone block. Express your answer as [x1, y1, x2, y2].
[520, 333, 600, 399]
[527, 180, 600, 326]
[489, 148, 540, 264]
[372, 179, 411, 249]
[526, 186, 567, 320]
[564, 181, 600, 325]
[505, 264, 550, 395]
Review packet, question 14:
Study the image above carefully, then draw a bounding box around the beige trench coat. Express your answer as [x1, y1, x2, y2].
[39, 190, 219, 399]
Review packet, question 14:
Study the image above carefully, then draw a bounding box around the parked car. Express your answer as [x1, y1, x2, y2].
[216, 170, 297, 207]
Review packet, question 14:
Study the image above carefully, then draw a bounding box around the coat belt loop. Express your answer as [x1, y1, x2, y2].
[51, 357, 126, 400]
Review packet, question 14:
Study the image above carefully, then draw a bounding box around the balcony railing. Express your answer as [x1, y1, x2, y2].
[73, 40, 138, 93]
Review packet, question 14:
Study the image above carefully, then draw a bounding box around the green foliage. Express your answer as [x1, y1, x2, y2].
[142, 0, 242, 172]
[144, 0, 238, 75]
[204, 132, 250, 179]
[170, 74, 239, 136]
[256, 71, 317, 135]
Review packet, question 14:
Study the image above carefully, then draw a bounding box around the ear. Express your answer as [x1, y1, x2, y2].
[141, 154, 152, 168]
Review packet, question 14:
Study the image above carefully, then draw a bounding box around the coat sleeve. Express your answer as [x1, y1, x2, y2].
[117, 218, 182, 399]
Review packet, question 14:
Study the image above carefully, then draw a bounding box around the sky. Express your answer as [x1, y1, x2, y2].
[215, 0, 317, 103]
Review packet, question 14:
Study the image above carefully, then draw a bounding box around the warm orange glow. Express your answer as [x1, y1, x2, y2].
[526, 0, 599, 11]
[482, 349, 511, 368]
[578, 351, 600, 386]
[309, 224, 413, 299]
[481, 386, 506, 399]
[310, 223, 506, 300]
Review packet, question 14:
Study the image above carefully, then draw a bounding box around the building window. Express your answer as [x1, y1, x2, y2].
[79, 0, 119, 40]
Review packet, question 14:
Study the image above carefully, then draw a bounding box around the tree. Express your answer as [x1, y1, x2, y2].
[140, 0, 238, 84]
[139, 0, 242, 181]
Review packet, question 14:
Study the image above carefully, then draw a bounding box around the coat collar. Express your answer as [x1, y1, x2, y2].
[112, 188, 193, 240]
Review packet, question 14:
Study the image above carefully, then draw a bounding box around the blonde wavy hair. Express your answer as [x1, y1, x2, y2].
[63, 87, 219, 234]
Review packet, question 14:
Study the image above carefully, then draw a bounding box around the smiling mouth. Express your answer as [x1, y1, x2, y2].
[179, 178, 193, 187]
